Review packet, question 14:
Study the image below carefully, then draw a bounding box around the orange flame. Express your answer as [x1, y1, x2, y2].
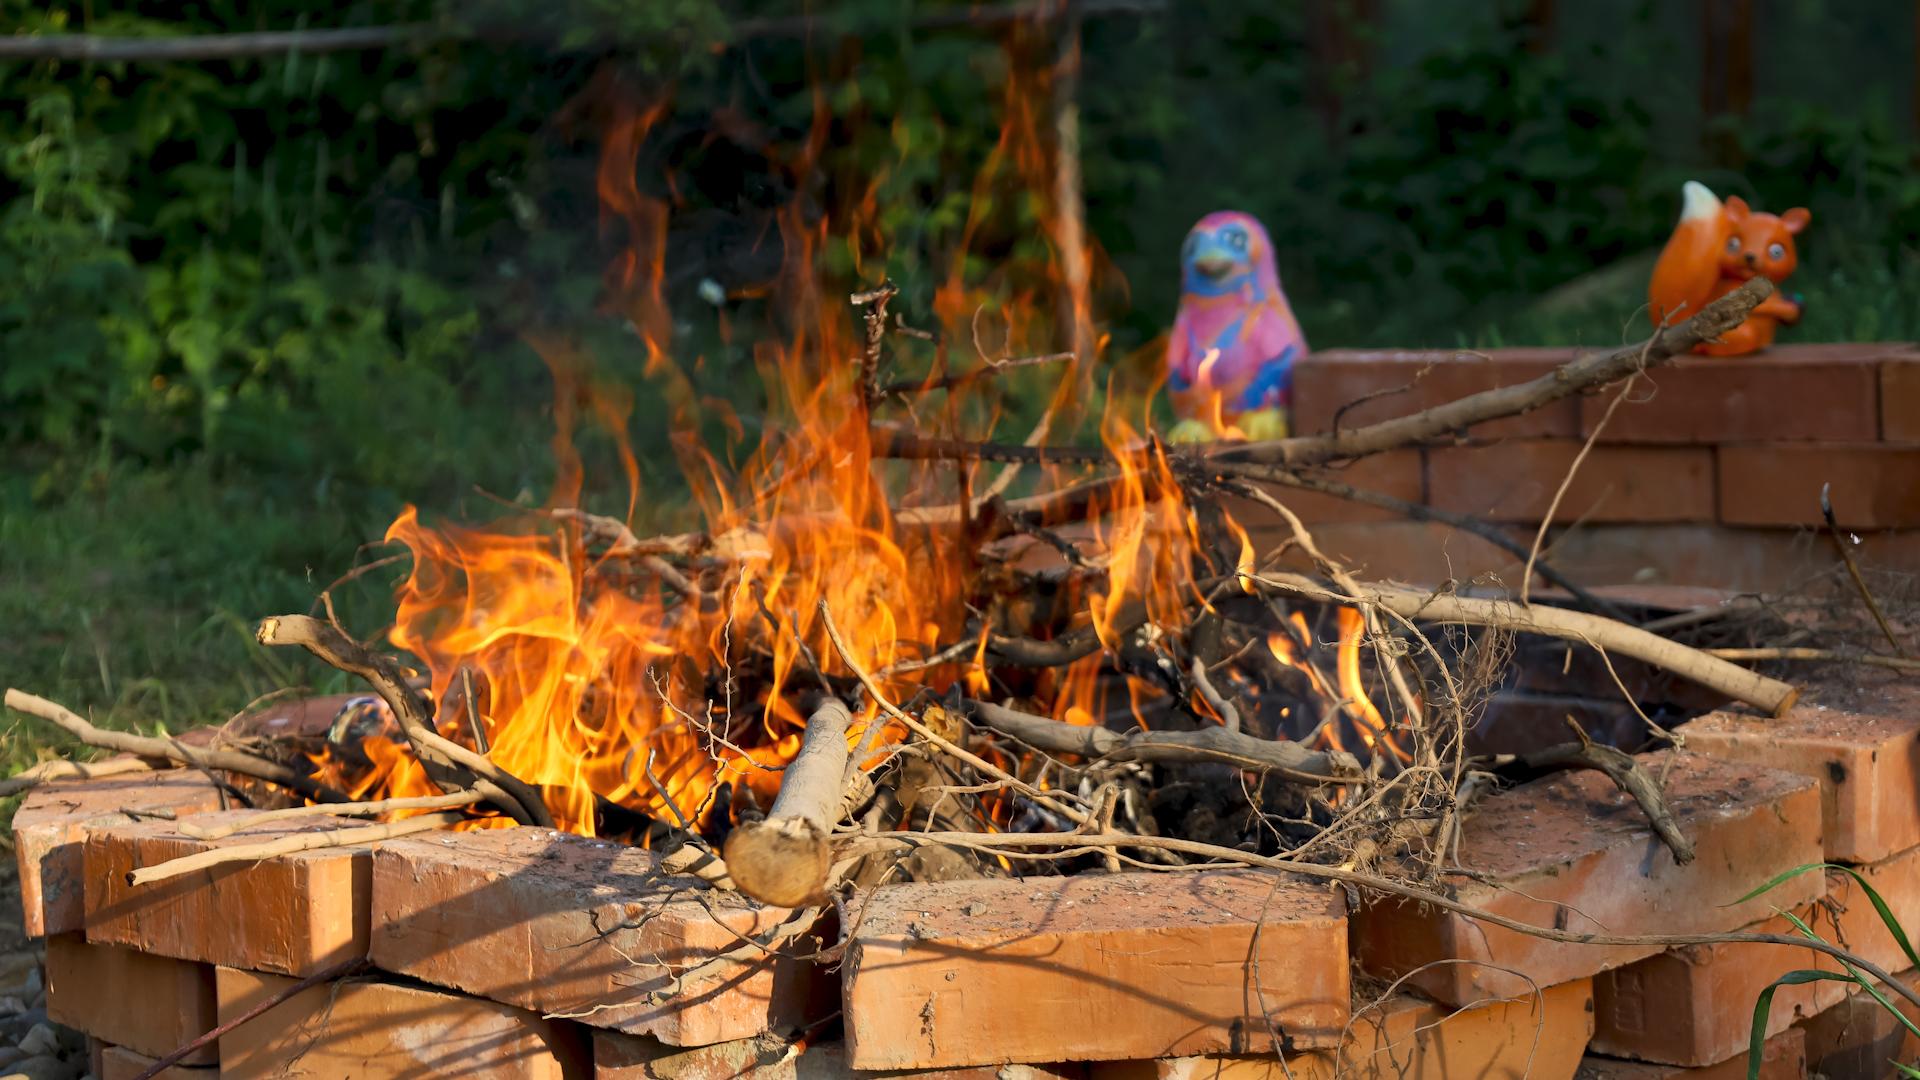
[330, 49, 1396, 838]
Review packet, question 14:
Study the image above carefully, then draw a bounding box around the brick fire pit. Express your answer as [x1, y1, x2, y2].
[17, 668, 1920, 1079]
[10, 342, 1920, 1080]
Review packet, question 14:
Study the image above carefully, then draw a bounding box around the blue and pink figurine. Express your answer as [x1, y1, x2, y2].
[1164, 211, 1306, 442]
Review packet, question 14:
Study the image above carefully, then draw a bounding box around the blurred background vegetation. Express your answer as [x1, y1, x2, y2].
[2, 0, 1917, 776]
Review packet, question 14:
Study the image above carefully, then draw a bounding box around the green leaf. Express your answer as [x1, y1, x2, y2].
[1749, 971, 1858, 1079]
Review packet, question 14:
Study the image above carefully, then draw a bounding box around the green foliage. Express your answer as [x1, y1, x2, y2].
[1740, 863, 1920, 1078]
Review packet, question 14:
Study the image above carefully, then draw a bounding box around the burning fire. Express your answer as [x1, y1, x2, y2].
[315, 47, 1393, 838]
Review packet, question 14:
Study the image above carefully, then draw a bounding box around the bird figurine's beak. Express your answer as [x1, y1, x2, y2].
[1192, 253, 1235, 280]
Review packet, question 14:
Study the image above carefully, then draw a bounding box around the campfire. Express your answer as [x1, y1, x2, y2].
[4, 73, 1808, 906]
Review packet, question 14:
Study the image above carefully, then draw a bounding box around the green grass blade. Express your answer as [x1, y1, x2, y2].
[1749, 969, 1858, 1078]
[1827, 865, 1920, 972]
[1729, 862, 1828, 905]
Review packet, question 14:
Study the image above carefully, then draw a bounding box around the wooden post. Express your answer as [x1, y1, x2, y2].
[1699, 0, 1754, 165]
[1049, 2, 1096, 388]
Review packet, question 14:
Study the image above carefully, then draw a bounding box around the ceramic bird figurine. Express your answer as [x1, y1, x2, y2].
[1165, 211, 1307, 443]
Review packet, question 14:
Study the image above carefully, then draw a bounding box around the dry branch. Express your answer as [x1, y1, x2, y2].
[1502, 721, 1694, 863]
[0, 754, 156, 798]
[178, 790, 485, 840]
[1211, 277, 1773, 468]
[1705, 647, 1920, 674]
[724, 697, 855, 906]
[820, 602, 1091, 826]
[1248, 573, 1799, 716]
[660, 843, 736, 890]
[127, 812, 463, 887]
[1822, 483, 1908, 658]
[877, 351, 1075, 397]
[1228, 452, 1626, 618]
[0, 1, 1167, 63]
[965, 699, 1360, 781]
[3, 689, 345, 803]
[255, 615, 552, 827]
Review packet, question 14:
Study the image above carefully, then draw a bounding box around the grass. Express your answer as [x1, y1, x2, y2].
[0, 464, 411, 825]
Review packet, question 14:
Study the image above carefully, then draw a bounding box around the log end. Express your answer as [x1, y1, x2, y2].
[1769, 685, 1802, 719]
[722, 817, 831, 908]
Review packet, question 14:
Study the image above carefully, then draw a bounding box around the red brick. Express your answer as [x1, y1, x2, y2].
[1583, 343, 1899, 444]
[1521, 523, 1920, 593]
[1886, 358, 1920, 443]
[370, 827, 814, 1046]
[1797, 968, 1920, 1079]
[593, 1033, 1085, 1080]
[1718, 444, 1920, 528]
[1091, 977, 1595, 1080]
[1575, 1025, 1806, 1078]
[10, 769, 224, 937]
[1839, 843, 1920, 975]
[83, 811, 371, 975]
[844, 870, 1348, 1069]
[1293, 348, 1580, 440]
[1264, 520, 1526, 586]
[1468, 692, 1649, 759]
[98, 1045, 215, 1080]
[215, 966, 589, 1079]
[1427, 442, 1716, 524]
[1354, 753, 1824, 1006]
[1593, 841, 1920, 1066]
[1220, 451, 1426, 525]
[45, 934, 216, 1064]
[1683, 703, 1920, 863]
[1592, 902, 1849, 1066]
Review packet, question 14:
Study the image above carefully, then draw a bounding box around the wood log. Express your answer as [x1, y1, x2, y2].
[964, 699, 1361, 781]
[723, 698, 855, 906]
[1250, 572, 1799, 716]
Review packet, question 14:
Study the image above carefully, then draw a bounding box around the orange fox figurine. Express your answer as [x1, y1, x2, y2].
[1648, 181, 1809, 356]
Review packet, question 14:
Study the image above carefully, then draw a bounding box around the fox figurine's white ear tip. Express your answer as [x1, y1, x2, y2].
[1680, 180, 1722, 221]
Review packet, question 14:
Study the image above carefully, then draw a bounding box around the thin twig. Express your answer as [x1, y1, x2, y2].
[0, 1, 1169, 62]
[818, 602, 1091, 825]
[3, 689, 346, 804]
[1212, 278, 1772, 468]
[853, 280, 898, 408]
[876, 351, 1075, 397]
[1244, 572, 1799, 717]
[127, 812, 464, 887]
[128, 956, 369, 1080]
[255, 615, 551, 827]
[1822, 483, 1908, 658]
[0, 755, 156, 799]
[1228, 468, 1625, 618]
[177, 791, 485, 840]
[1521, 371, 1641, 605]
[1706, 647, 1920, 674]
[965, 699, 1357, 781]
[1187, 657, 1244, 733]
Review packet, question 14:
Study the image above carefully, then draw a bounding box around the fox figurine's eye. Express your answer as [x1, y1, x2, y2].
[1725, 236, 1742, 253]
[1766, 242, 1786, 260]
[1225, 227, 1248, 252]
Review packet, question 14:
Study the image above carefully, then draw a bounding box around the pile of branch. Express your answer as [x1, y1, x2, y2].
[0, 277, 1799, 907]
